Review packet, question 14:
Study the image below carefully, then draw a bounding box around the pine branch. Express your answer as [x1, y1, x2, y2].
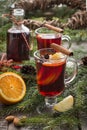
[0, 49, 87, 129]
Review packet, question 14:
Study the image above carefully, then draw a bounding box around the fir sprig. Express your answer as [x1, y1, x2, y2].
[0, 50, 87, 129]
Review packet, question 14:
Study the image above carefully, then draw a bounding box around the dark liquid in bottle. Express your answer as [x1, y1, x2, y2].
[7, 32, 30, 62]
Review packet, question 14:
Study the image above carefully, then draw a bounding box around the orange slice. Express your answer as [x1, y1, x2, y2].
[43, 54, 66, 67]
[49, 52, 64, 60]
[43, 52, 66, 66]
[0, 72, 26, 104]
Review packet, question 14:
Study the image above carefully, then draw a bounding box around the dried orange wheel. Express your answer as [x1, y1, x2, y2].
[0, 72, 26, 104]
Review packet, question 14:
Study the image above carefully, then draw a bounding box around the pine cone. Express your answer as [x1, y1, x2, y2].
[67, 11, 87, 29]
[20, 65, 36, 75]
[81, 56, 87, 66]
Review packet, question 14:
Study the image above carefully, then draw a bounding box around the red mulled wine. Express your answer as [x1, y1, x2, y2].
[7, 32, 30, 62]
[36, 34, 61, 49]
[36, 57, 66, 97]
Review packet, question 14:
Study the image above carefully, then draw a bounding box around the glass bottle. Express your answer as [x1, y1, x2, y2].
[7, 8, 30, 62]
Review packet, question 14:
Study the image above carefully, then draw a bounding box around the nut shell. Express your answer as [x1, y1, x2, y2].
[5, 115, 15, 122]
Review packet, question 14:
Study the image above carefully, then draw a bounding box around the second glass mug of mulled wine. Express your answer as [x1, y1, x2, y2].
[35, 27, 71, 50]
[34, 48, 77, 114]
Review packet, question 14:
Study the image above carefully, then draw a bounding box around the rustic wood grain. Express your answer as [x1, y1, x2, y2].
[0, 119, 8, 130]
[7, 123, 18, 130]
[8, 123, 44, 130]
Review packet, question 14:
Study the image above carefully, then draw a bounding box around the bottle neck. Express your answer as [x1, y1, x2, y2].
[12, 9, 24, 28]
[10, 21, 29, 34]
[12, 22, 22, 30]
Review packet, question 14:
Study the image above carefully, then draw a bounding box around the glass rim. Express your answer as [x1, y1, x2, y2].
[13, 8, 25, 16]
[34, 48, 67, 61]
[35, 27, 61, 36]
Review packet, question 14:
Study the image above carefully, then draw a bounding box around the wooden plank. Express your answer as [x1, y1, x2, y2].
[8, 123, 79, 130]
[59, 124, 79, 130]
[0, 119, 8, 130]
[80, 117, 87, 130]
[8, 123, 44, 130]
[7, 123, 21, 130]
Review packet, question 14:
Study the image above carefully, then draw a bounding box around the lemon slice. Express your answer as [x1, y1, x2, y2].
[53, 95, 74, 112]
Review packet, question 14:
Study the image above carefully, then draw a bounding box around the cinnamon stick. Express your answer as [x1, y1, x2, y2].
[44, 24, 63, 33]
[0, 53, 6, 61]
[50, 43, 73, 56]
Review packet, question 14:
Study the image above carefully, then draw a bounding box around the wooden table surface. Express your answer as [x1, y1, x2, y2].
[0, 117, 87, 130]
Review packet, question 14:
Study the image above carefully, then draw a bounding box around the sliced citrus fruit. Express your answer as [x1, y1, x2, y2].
[53, 95, 74, 112]
[0, 72, 26, 104]
[49, 52, 64, 60]
[37, 64, 63, 85]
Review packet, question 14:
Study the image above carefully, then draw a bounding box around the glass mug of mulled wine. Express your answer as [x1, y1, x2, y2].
[35, 27, 71, 50]
[34, 48, 77, 114]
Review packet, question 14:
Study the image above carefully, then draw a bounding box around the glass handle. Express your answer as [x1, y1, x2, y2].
[62, 35, 71, 49]
[65, 58, 78, 85]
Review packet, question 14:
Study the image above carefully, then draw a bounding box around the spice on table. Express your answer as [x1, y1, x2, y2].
[5, 115, 15, 123]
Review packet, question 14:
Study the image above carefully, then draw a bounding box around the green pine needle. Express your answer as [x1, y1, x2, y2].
[0, 49, 87, 129]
